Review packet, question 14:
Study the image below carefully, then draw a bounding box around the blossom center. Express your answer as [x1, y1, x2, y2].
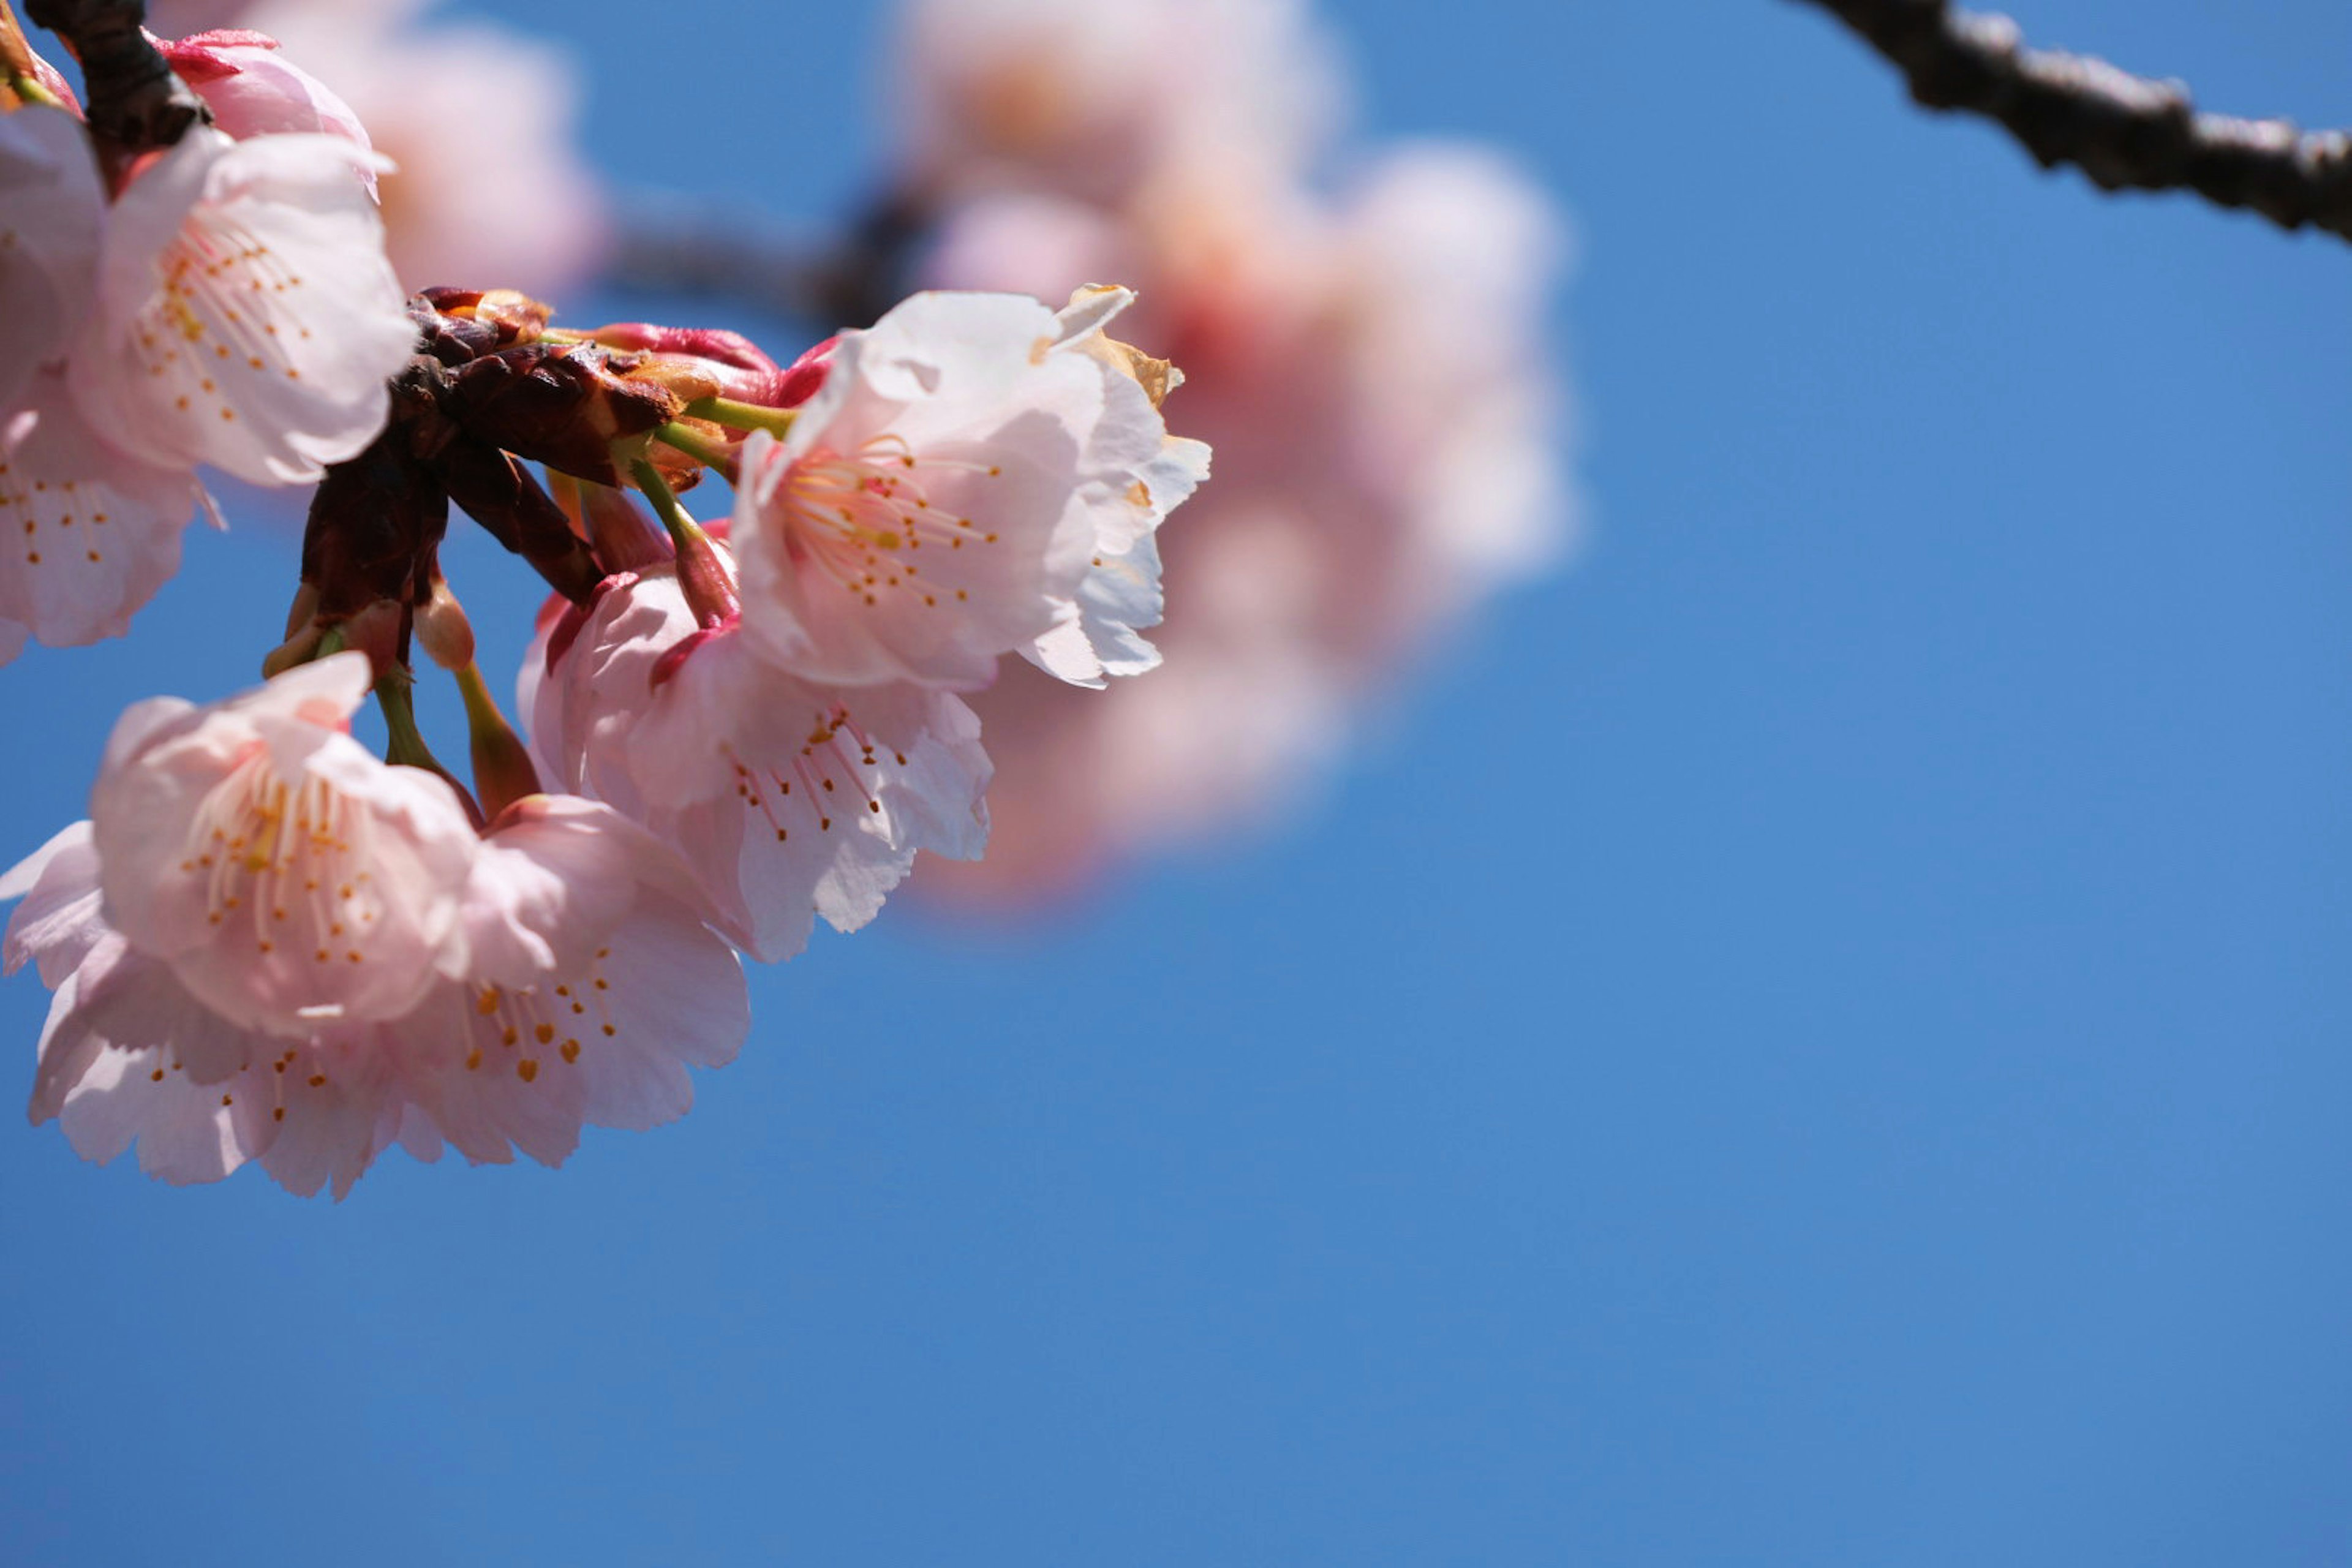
[781, 436, 1002, 609]
[178, 755, 383, 966]
[131, 213, 312, 428]
[725, 703, 902, 842]
[462, 947, 621, 1081]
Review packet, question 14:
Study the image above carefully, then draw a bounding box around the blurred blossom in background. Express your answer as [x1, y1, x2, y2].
[892, 0, 1576, 900]
[149, 0, 605, 298]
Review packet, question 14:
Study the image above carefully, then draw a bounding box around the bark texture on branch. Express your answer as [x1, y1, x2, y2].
[23, 0, 206, 155]
[1791, 0, 2352, 242]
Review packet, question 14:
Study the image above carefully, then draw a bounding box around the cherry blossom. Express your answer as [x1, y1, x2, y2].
[68, 124, 413, 486]
[0, 96, 412, 661]
[2, 658, 748, 1195]
[0, 0, 1270, 1197]
[729, 287, 1205, 692]
[527, 562, 990, 963]
[365, 794, 746, 1175]
[85, 652, 481, 1035]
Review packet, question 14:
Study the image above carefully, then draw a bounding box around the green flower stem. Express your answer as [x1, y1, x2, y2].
[6, 67, 62, 108]
[628, 456, 710, 553]
[374, 668, 442, 772]
[655, 421, 740, 484]
[683, 396, 797, 439]
[628, 454, 741, 628]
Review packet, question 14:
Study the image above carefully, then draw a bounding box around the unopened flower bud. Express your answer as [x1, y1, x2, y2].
[587, 323, 799, 407]
[770, 336, 837, 409]
[671, 518, 741, 633]
[415, 576, 475, 671]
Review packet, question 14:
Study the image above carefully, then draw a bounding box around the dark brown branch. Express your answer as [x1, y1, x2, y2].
[299, 361, 451, 623]
[1790, 0, 2352, 241]
[23, 0, 206, 156]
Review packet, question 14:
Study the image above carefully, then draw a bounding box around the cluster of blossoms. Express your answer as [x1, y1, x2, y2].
[0, 26, 411, 660]
[0, 3, 1204, 1194]
[889, 0, 1572, 900]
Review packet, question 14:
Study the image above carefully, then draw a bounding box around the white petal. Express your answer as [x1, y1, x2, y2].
[252, 1037, 402, 1199]
[58, 1038, 246, 1185]
[569, 894, 745, 1129]
[2, 821, 105, 984]
[464, 794, 713, 987]
[0, 106, 103, 412]
[0, 369, 201, 655]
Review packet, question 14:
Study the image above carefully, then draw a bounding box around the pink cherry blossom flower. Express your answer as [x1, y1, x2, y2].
[86, 652, 481, 1035]
[0, 366, 208, 660]
[0, 102, 409, 662]
[0, 104, 103, 415]
[729, 287, 1204, 692]
[527, 563, 990, 962]
[2, 658, 748, 1196]
[69, 124, 415, 486]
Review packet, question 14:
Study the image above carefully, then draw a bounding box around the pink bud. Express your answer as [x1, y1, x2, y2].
[336, 598, 405, 679]
[772, 337, 837, 409]
[587, 323, 801, 407]
[671, 521, 742, 633]
[415, 578, 477, 672]
[156, 29, 376, 194]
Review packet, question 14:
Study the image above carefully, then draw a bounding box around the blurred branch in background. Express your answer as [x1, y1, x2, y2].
[1790, 0, 2352, 241]
[605, 186, 918, 331]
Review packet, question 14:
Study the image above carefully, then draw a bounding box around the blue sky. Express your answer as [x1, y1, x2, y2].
[3, 2, 2350, 1563]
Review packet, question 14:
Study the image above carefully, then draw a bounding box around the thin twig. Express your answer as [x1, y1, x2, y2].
[1789, 0, 2352, 241]
[603, 186, 926, 330]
